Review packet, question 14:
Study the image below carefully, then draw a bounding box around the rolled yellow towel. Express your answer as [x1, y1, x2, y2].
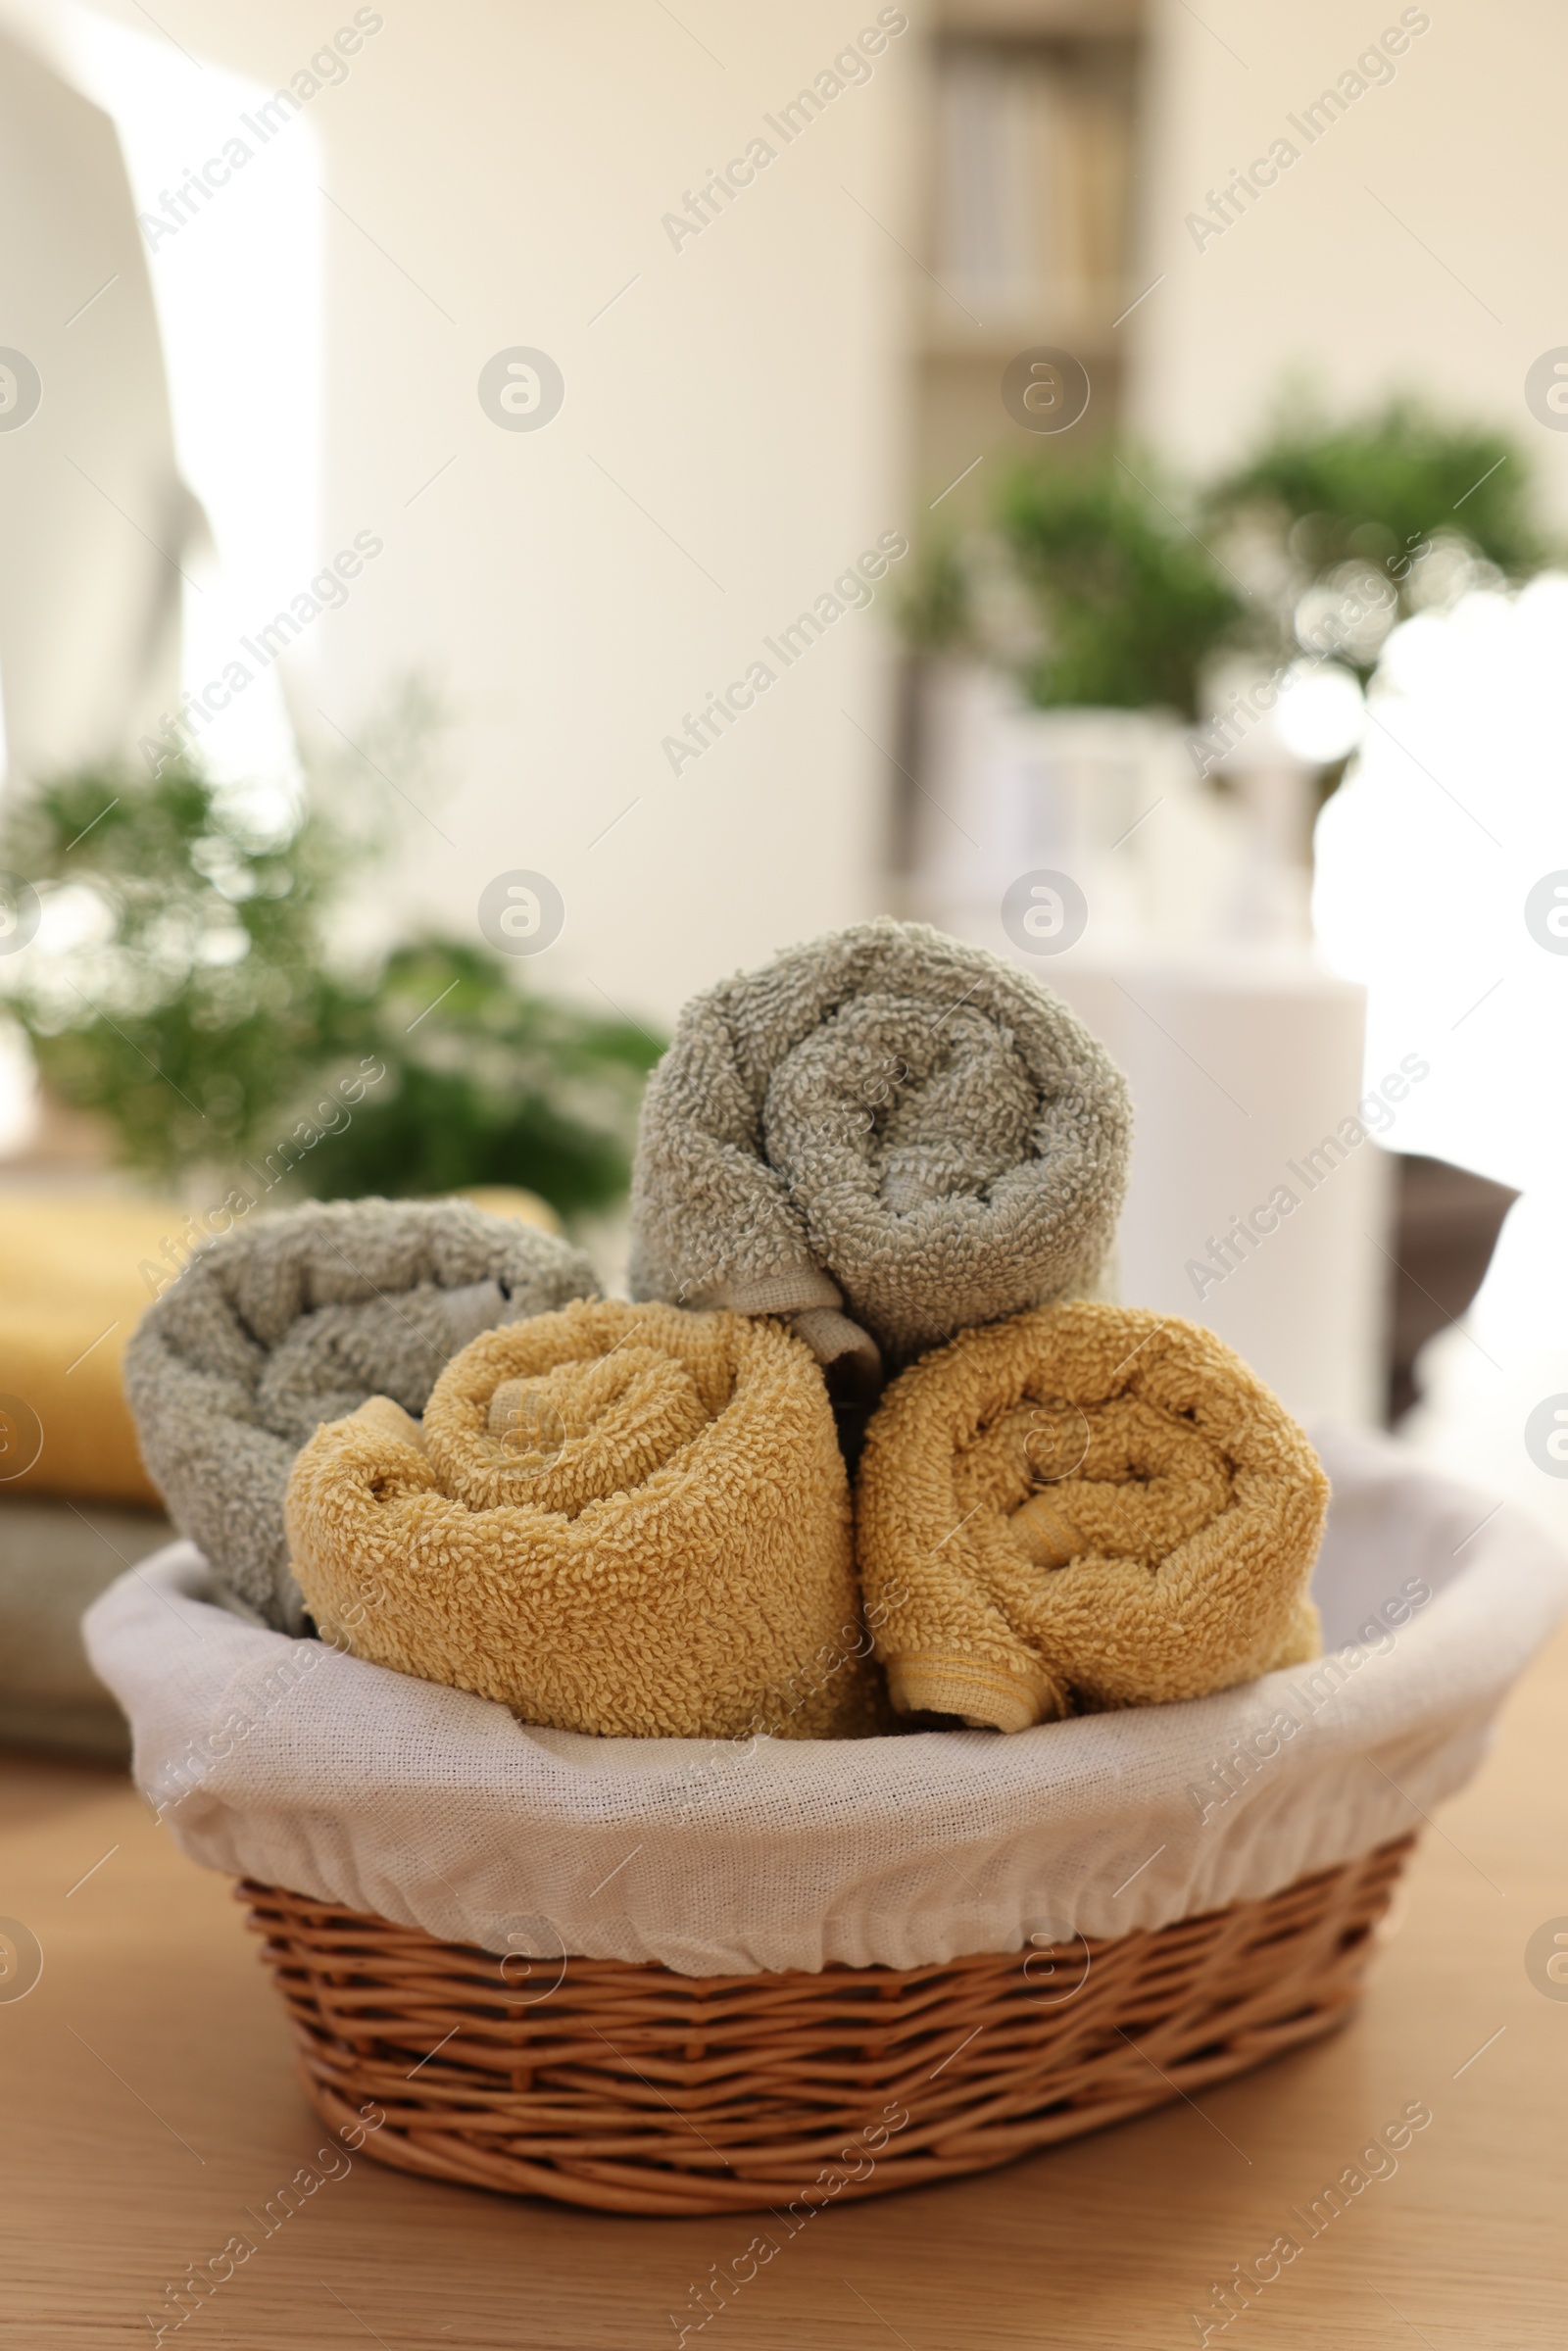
[857, 1302, 1327, 1732]
[285, 1298, 880, 1740]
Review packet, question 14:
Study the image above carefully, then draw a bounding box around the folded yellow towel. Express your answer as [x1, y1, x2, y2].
[0, 1193, 177, 1507]
[285, 1298, 880, 1740]
[857, 1302, 1326, 1731]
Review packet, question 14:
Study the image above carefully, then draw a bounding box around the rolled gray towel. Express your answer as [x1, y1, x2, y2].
[123, 1199, 599, 1631]
[628, 919, 1132, 1380]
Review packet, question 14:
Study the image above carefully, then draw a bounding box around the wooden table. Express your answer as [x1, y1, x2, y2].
[5, 1614, 1566, 2351]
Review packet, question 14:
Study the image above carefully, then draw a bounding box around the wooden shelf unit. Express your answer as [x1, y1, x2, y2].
[912, 0, 1148, 511]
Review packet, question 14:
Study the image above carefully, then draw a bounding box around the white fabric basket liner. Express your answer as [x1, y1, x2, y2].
[85, 1425, 1567, 1978]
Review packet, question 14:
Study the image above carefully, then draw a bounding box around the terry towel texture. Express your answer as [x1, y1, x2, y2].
[858, 1301, 1327, 1732]
[82, 1427, 1568, 1974]
[285, 1298, 879, 1742]
[123, 1199, 598, 1634]
[628, 919, 1132, 1379]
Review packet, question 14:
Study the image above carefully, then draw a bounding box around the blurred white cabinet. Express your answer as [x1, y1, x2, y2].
[1050, 956, 1393, 1427]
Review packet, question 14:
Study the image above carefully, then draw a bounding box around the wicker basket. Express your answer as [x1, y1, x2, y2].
[240, 1833, 1412, 2215]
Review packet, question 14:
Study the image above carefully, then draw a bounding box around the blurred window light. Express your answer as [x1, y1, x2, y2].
[1313, 573, 1568, 1195]
[34, 879, 116, 955]
[1274, 661, 1365, 763]
[0, 1014, 37, 1155]
[1294, 564, 1398, 665]
[30, 0, 323, 785]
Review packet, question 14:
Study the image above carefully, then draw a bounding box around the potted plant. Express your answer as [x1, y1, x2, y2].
[904, 451, 1245, 950]
[0, 759, 660, 1220]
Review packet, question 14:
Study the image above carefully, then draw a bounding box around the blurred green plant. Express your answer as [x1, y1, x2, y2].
[907, 452, 1244, 717]
[0, 755, 662, 1213]
[906, 399, 1553, 713]
[1203, 393, 1549, 678]
[0, 762, 338, 1176]
[901, 537, 979, 660]
[311, 940, 657, 1210]
[998, 456, 1244, 716]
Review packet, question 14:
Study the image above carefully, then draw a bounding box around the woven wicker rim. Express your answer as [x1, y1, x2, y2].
[242, 1836, 1412, 2216]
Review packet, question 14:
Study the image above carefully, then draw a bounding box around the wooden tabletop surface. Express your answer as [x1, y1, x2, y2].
[5, 1607, 1566, 2351]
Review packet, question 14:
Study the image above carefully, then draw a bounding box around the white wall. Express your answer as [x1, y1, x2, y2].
[1127, 0, 1568, 517]
[43, 0, 918, 1026]
[0, 22, 185, 776]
